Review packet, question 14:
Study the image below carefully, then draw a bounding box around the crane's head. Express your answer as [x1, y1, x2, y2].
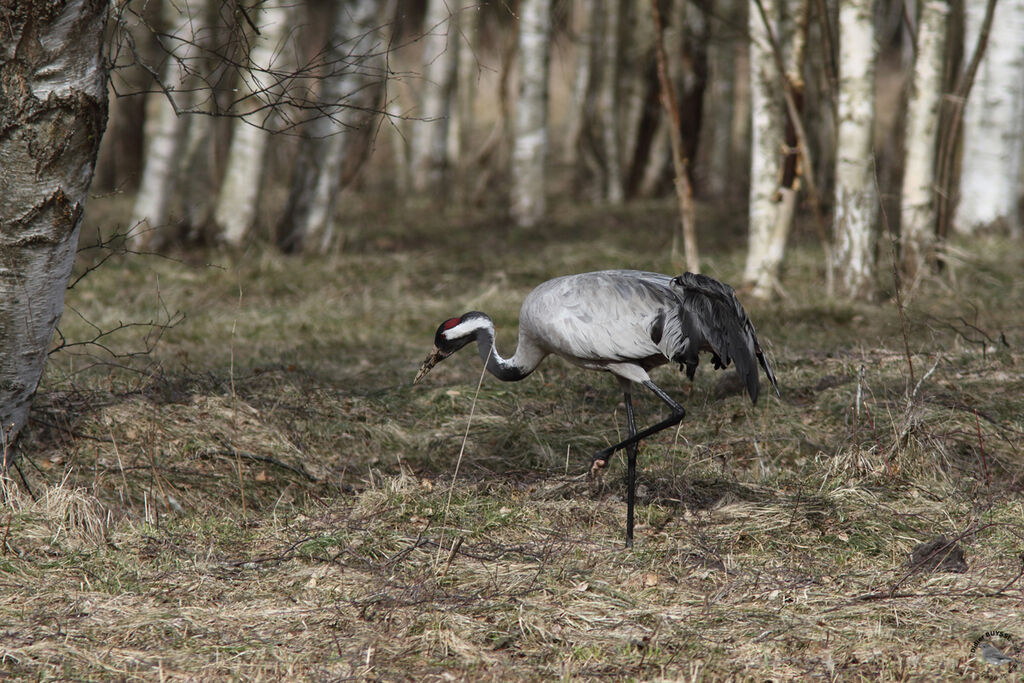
[413, 312, 487, 383]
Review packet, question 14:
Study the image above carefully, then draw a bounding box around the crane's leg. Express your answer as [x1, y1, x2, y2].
[591, 380, 685, 547]
[591, 380, 686, 469]
[622, 386, 639, 548]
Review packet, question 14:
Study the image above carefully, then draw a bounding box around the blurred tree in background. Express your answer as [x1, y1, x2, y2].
[92, 0, 1023, 278]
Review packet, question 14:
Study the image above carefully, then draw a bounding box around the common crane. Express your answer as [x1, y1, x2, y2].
[414, 270, 779, 547]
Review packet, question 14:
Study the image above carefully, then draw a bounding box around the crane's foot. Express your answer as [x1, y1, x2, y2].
[590, 446, 614, 474]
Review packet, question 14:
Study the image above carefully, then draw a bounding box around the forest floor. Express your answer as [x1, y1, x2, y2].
[2, 197, 1023, 681]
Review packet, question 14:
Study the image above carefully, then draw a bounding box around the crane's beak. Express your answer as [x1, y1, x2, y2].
[414, 347, 448, 384]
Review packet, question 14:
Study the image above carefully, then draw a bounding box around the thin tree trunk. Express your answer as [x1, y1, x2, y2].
[510, 0, 552, 227]
[619, 1, 647, 190]
[214, 0, 291, 247]
[563, 0, 595, 169]
[899, 0, 948, 281]
[450, 4, 480, 205]
[832, 0, 879, 300]
[639, 0, 707, 199]
[179, 0, 218, 243]
[699, 0, 738, 198]
[744, 0, 787, 288]
[955, 0, 1024, 236]
[752, 0, 809, 299]
[277, 0, 385, 253]
[934, 0, 997, 243]
[598, 0, 625, 203]
[0, 0, 108, 461]
[131, 2, 206, 249]
[651, 0, 699, 273]
[410, 0, 458, 194]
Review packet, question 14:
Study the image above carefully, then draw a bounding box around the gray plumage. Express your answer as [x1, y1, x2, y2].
[415, 269, 779, 546]
[977, 642, 1015, 666]
[502, 270, 777, 395]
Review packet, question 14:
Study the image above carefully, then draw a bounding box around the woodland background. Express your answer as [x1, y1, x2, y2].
[98, 0, 1023, 297]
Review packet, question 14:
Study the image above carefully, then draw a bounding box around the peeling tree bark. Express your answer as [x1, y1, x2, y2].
[831, 0, 879, 300]
[0, 0, 109, 463]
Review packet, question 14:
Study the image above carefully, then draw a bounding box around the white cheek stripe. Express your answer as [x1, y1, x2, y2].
[443, 317, 490, 340]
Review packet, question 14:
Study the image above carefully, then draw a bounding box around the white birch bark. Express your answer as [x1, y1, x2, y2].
[511, 0, 552, 227]
[410, 0, 458, 193]
[214, 0, 291, 247]
[744, 0, 786, 288]
[750, 0, 808, 299]
[955, 0, 1024, 236]
[899, 0, 948, 279]
[832, 0, 879, 300]
[130, 2, 205, 249]
[276, 0, 385, 252]
[0, 0, 108, 460]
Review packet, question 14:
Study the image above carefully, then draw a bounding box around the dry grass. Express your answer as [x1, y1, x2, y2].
[2, 200, 1023, 680]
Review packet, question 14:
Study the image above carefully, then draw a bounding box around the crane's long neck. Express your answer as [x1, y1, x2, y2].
[472, 316, 544, 382]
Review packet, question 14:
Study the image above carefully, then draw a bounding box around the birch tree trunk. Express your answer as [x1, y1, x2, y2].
[276, 0, 385, 253]
[832, 0, 879, 300]
[899, 0, 948, 280]
[214, 0, 290, 247]
[745, 0, 809, 298]
[0, 0, 108, 461]
[130, 1, 205, 249]
[410, 0, 458, 194]
[510, 0, 551, 227]
[955, 0, 1024, 236]
[744, 0, 787, 289]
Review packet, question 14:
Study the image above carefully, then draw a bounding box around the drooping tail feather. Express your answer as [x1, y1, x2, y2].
[670, 273, 780, 403]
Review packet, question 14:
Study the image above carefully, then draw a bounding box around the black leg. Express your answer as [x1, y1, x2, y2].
[623, 388, 638, 548]
[590, 379, 686, 547]
[592, 380, 686, 468]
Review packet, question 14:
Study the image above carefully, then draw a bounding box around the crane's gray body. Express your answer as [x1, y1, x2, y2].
[518, 271, 677, 380]
[515, 270, 772, 400]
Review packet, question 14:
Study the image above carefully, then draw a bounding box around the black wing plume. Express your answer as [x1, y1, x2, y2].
[670, 273, 780, 403]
